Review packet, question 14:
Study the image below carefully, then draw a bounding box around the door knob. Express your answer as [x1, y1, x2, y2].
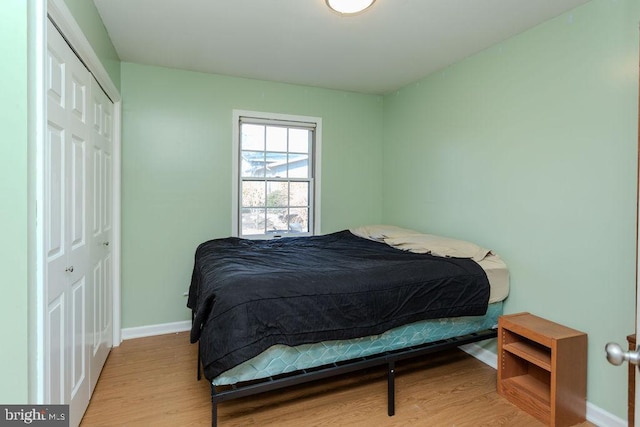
[102, 241, 110, 246]
[605, 342, 640, 366]
[65, 266, 74, 273]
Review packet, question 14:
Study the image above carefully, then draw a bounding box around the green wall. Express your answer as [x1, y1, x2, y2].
[382, 0, 639, 419]
[0, 0, 29, 403]
[120, 63, 384, 328]
[63, 0, 120, 90]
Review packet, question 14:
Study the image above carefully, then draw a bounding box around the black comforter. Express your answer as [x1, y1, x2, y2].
[188, 230, 490, 381]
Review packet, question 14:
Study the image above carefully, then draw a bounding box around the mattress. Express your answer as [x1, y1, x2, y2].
[213, 301, 503, 385]
[477, 253, 509, 303]
[350, 225, 510, 304]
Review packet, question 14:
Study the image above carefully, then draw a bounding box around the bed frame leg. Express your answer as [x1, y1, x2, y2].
[192, 310, 202, 381]
[211, 384, 218, 427]
[197, 341, 202, 381]
[387, 361, 395, 416]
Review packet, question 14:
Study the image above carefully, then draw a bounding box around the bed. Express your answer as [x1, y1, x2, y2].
[188, 225, 509, 426]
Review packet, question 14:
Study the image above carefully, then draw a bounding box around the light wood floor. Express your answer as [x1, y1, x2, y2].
[81, 332, 596, 426]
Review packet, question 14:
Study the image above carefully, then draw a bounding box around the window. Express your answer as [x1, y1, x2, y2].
[232, 110, 321, 238]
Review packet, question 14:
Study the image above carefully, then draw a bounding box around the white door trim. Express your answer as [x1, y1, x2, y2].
[31, 0, 47, 405]
[33, 0, 122, 403]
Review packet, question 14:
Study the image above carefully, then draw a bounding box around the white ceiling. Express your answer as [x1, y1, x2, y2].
[93, 0, 590, 95]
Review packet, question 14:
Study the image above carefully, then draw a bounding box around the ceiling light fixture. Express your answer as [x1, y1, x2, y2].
[326, 0, 376, 15]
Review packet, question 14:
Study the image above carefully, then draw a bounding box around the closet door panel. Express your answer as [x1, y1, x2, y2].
[47, 48, 64, 108]
[66, 67, 89, 274]
[45, 124, 65, 263]
[91, 261, 103, 355]
[88, 77, 113, 393]
[45, 42, 69, 406]
[46, 19, 92, 427]
[103, 152, 112, 232]
[70, 277, 86, 398]
[102, 253, 112, 345]
[46, 294, 65, 404]
[70, 76, 86, 122]
[70, 136, 86, 250]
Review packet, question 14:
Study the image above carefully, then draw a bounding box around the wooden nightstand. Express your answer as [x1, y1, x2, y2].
[497, 312, 587, 427]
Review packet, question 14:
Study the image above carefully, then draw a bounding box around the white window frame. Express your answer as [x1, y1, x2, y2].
[232, 109, 322, 238]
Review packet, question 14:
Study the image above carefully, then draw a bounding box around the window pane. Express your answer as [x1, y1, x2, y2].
[289, 129, 309, 153]
[289, 182, 308, 206]
[287, 154, 309, 178]
[241, 151, 265, 177]
[241, 124, 265, 151]
[266, 208, 288, 233]
[241, 208, 265, 235]
[266, 126, 287, 152]
[266, 181, 288, 207]
[265, 152, 288, 177]
[288, 208, 309, 233]
[241, 181, 265, 207]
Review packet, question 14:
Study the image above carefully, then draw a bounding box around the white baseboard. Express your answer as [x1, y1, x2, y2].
[121, 320, 191, 341]
[459, 342, 625, 427]
[585, 402, 626, 427]
[458, 342, 497, 368]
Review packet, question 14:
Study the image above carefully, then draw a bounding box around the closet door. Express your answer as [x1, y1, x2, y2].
[89, 76, 114, 392]
[45, 19, 92, 426]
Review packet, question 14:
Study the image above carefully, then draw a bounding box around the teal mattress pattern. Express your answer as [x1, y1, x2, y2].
[213, 301, 502, 385]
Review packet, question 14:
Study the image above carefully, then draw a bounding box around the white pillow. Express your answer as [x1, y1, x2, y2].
[350, 225, 418, 242]
[383, 233, 491, 262]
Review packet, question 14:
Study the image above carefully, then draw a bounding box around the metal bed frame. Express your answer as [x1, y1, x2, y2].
[196, 327, 497, 427]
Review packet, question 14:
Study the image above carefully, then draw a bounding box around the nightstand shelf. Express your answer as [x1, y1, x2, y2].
[498, 312, 587, 427]
[502, 340, 552, 371]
